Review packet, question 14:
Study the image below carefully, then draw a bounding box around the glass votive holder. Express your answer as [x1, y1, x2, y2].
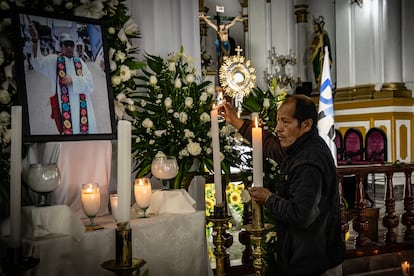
[110, 193, 118, 221]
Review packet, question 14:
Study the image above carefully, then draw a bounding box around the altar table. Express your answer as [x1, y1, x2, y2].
[22, 211, 211, 276]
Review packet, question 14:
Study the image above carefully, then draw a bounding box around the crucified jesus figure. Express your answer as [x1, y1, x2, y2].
[199, 14, 242, 63]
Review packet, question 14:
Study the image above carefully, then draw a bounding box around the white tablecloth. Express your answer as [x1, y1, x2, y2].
[21, 211, 211, 276]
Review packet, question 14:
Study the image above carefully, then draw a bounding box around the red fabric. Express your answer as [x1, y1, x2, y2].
[50, 93, 63, 134]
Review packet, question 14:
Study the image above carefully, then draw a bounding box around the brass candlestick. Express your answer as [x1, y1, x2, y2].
[245, 200, 274, 276]
[100, 222, 146, 276]
[207, 204, 232, 276]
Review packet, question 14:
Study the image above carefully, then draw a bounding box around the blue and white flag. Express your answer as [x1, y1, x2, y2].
[317, 46, 337, 166]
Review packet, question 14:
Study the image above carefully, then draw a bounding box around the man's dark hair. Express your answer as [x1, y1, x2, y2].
[284, 94, 317, 129]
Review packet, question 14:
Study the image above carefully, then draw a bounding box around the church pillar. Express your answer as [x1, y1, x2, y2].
[294, 3, 309, 88]
[380, 0, 410, 95]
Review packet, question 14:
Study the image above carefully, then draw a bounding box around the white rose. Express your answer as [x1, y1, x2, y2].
[154, 130, 167, 137]
[185, 74, 194, 84]
[135, 137, 141, 143]
[263, 98, 270, 109]
[0, 89, 10, 104]
[157, 94, 163, 99]
[179, 112, 188, 123]
[112, 75, 121, 86]
[142, 118, 153, 129]
[184, 97, 193, 108]
[200, 112, 210, 123]
[206, 85, 215, 95]
[164, 97, 172, 109]
[184, 129, 194, 138]
[173, 112, 179, 118]
[149, 75, 157, 86]
[108, 27, 115, 34]
[140, 99, 147, 107]
[149, 140, 155, 145]
[0, 111, 11, 126]
[168, 62, 176, 72]
[115, 51, 127, 63]
[199, 92, 208, 103]
[155, 151, 167, 158]
[175, 78, 182, 89]
[187, 142, 202, 156]
[3, 128, 11, 144]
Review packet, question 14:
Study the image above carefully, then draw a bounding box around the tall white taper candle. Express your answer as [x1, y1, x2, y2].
[252, 117, 263, 187]
[210, 105, 223, 204]
[10, 106, 22, 248]
[117, 120, 131, 223]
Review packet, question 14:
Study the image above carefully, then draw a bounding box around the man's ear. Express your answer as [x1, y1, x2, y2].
[302, 118, 313, 131]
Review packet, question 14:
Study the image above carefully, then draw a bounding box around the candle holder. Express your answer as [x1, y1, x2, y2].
[100, 222, 146, 276]
[81, 183, 104, 231]
[206, 204, 232, 276]
[244, 200, 274, 276]
[1, 246, 39, 275]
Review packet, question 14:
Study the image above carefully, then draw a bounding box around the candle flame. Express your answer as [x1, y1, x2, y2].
[255, 117, 258, 128]
[212, 103, 216, 110]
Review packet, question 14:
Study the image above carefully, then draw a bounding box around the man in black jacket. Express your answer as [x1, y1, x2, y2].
[219, 94, 345, 275]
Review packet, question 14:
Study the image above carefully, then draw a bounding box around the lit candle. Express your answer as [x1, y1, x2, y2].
[110, 194, 119, 221]
[134, 178, 152, 208]
[81, 183, 101, 216]
[252, 116, 263, 187]
[210, 104, 222, 204]
[117, 120, 131, 223]
[401, 261, 410, 276]
[10, 106, 22, 248]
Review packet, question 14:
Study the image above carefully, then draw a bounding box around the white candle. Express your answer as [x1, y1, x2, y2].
[252, 117, 263, 187]
[117, 120, 132, 223]
[401, 261, 410, 276]
[10, 106, 22, 248]
[134, 178, 152, 208]
[110, 194, 119, 220]
[210, 105, 222, 204]
[81, 183, 101, 216]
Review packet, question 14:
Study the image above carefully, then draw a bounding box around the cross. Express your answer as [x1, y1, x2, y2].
[235, 46, 243, 57]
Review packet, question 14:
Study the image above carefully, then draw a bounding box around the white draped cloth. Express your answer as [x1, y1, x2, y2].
[23, 141, 112, 218]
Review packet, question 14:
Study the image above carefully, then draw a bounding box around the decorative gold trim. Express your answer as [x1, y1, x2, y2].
[219, 46, 256, 98]
[240, 0, 248, 8]
[294, 4, 309, 23]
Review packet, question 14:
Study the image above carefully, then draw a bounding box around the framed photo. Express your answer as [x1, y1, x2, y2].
[15, 9, 116, 142]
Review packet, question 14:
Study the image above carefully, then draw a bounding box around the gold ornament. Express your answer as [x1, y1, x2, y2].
[219, 46, 256, 98]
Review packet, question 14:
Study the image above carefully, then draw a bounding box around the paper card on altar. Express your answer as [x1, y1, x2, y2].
[147, 189, 196, 215]
[22, 205, 85, 241]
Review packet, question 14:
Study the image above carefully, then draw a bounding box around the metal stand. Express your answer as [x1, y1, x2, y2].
[206, 204, 232, 276]
[1, 246, 39, 276]
[244, 200, 274, 276]
[100, 222, 146, 276]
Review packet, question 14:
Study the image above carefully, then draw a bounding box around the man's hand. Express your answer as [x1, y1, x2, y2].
[248, 187, 272, 205]
[217, 102, 244, 130]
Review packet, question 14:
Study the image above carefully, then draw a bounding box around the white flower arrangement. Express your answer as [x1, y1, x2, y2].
[129, 47, 245, 189]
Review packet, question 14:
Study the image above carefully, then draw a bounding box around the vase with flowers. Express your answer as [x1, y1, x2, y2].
[129, 47, 245, 189]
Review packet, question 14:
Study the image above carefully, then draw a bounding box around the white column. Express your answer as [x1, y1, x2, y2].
[294, 2, 309, 82]
[382, 0, 403, 84]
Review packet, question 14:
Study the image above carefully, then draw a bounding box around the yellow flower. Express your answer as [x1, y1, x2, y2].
[229, 192, 241, 205]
